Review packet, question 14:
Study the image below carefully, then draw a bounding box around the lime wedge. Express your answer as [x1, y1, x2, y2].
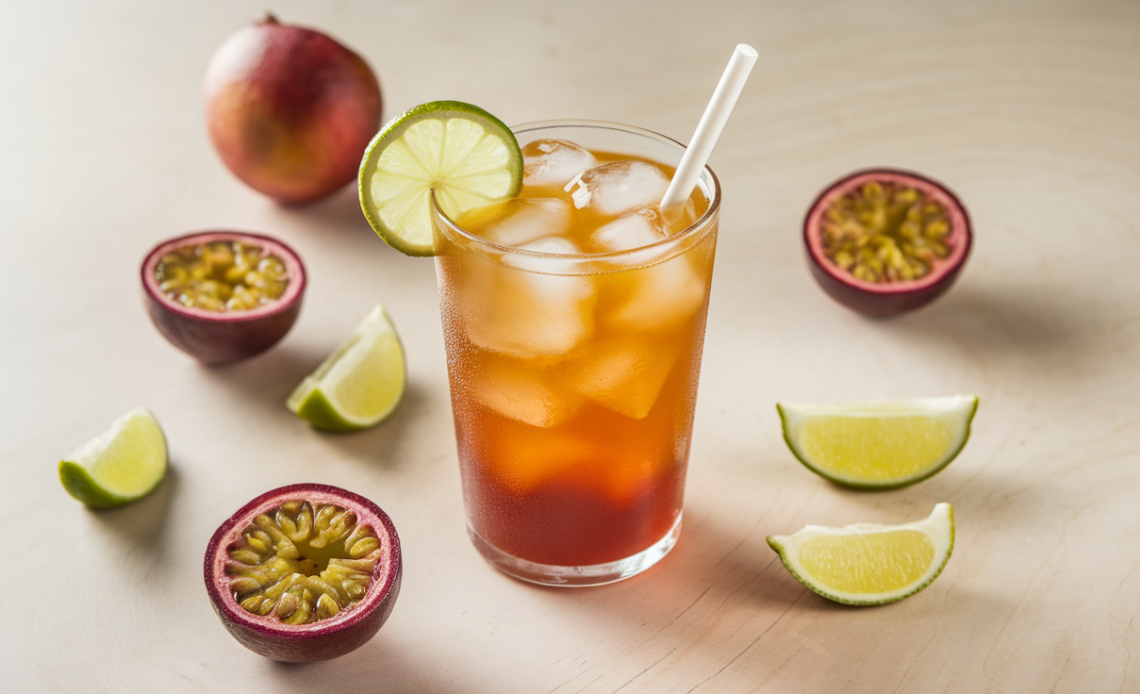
[59, 408, 168, 509]
[359, 100, 523, 256]
[287, 304, 406, 431]
[768, 503, 954, 606]
[777, 395, 978, 489]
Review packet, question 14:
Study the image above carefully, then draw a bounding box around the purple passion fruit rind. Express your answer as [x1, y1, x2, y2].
[141, 230, 306, 364]
[803, 169, 972, 317]
[204, 483, 401, 662]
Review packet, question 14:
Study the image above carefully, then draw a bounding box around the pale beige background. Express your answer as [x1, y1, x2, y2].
[3, 0, 1139, 691]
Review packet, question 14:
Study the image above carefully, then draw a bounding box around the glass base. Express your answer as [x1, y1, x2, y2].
[467, 514, 682, 587]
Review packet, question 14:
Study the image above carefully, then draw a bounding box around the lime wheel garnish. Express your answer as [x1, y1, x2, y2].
[358, 100, 523, 256]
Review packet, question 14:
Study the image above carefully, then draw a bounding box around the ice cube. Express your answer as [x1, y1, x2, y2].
[523, 139, 598, 188]
[469, 355, 582, 428]
[482, 425, 597, 493]
[565, 161, 670, 216]
[457, 249, 596, 359]
[559, 337, 678, 419]
[515, 235, 578, 256]
[478, 198, 573, 248]
[606, 252, 708, 332]
[606, 450, 667, 506]
[590, 207, 667, 253]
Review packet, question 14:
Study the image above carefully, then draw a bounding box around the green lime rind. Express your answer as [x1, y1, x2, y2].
[766, 503, 955, 606]
[59, 408, 168, 509]
[287, 305, 406, 432]
[287, 384, 400, 433]
[59, 461, 148, 509]
[777, 395, 978, 490]
[359, 100, 523, 257]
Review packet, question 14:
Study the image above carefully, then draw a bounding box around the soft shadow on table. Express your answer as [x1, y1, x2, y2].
[197, 344, 326, 406]
[503, 501, 846, 616]
[867, 282, 1084, 360]
[826, 464, 1050, 528]
[273, 185, 373, 237]
[296, 381, 432, 472]
[196, 345, 427, 471]
[643, 513, 843, 613]
[262, 638, 469, 694]
[484, 489, 1018, 692]
[90, 463, 179, 554]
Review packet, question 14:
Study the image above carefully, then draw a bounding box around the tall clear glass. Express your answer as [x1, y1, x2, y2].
[431, 121, 721, 586]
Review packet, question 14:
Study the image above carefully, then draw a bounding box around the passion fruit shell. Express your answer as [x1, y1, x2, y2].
[141, 230, 306, 364]
[204, 483, 401, 662]
[803, 169, 972, 317]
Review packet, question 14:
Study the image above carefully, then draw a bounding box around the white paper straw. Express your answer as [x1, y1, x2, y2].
[660, 43, 757, 210]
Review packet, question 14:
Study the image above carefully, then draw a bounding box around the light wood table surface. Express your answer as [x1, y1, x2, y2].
[5, 1, 1139, 691]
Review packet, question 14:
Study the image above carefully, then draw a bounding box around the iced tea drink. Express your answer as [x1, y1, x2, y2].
[432, 121, 720, 586]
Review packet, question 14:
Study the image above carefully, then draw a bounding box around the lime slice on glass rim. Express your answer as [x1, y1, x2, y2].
[358, 100, 523, 256]
[287, 304, 406, 431]
[59, 407, 168, 508]
[777, 395, 978, 489]
[767, 503, 954, 606]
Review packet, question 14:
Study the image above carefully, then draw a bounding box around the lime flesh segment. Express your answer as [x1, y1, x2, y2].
[777, 395, 978, 489]
[59, 408, 168, 509]
[287, 304, 406, 431]
[359, 100, 523, 256]
[767, 503, 954, 605]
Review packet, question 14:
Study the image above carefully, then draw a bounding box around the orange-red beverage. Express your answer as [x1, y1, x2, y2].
[432, 121, 720, 586]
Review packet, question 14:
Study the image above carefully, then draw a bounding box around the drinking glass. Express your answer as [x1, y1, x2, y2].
[431, 120, 721, 586]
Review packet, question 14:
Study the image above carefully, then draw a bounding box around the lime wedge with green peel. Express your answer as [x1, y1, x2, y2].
[768, 503, 955, 606]
[287, 304, 406, 431]
[359, 100, 523, 256]
[59, 408, 168, 509]
[777, 395, 978, 489]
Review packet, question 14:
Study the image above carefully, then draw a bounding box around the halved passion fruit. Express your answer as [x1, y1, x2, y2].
[803, 169, 971, 317]
[204, 483, 401, 662]
[141, 230, 306, 364]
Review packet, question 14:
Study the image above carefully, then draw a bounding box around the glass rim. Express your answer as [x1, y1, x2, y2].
[430, 119, 722, 269]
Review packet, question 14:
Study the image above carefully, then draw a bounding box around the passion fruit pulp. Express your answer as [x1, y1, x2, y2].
[141, 230, 306, 364]
[204, 484, 401, 662]
[154, 240, 290, 312]
[803, 169, 972, 317]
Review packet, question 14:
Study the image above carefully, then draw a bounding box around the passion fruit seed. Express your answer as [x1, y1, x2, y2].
[225, 500, 382, 626]
[155, 241, 289, 312]
[821, 181, 952, 284]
